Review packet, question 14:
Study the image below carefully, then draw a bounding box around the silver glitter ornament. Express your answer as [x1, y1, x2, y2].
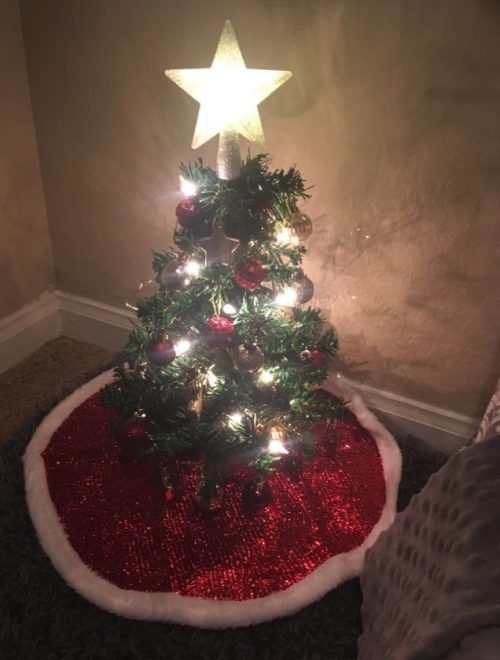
[159, 259, 190, 291]
[294, 274, 314, 304]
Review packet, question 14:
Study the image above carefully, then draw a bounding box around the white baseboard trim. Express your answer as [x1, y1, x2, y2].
[337, 377, 478, 455]
[57, 290, 135, 352]
[1, 289, 479, 453]
[0, 291, 60, 373]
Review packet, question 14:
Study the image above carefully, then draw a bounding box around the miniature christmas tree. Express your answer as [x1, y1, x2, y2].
[103, 21, 346, 508]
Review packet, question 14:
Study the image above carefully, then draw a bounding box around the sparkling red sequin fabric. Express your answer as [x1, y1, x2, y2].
[43, 393, 386, 601]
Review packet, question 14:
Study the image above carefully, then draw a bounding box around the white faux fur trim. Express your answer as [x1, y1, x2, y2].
[24, 370, 401, 628]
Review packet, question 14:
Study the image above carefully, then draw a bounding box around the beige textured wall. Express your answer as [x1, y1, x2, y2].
[21, 0, 500, 417]
[0, 0, 53, 317]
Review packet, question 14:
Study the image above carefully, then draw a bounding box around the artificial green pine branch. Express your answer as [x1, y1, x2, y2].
[102, 154, 346, 484]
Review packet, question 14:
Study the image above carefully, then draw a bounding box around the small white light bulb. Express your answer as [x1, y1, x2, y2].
[174, 339, 191, 355]
[275, 227, 300, 246]
[228, 412, 244, 424]
[275, 227, 291, 245]
[275, 287, 297, 306]
[268, 438, 289, 455]
[206, 370, 219, 388]
[180, 176, 198, 197]
[222, 302, 237, 315]
[184, 260, 201, 277]
[259, 369, 274, 384]
[268, 426, 288, 455]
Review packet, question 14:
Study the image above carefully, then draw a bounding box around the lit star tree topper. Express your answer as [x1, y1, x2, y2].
[165, 20, 292, 180]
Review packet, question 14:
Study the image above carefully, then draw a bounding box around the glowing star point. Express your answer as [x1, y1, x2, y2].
[165, 20, 292, 179]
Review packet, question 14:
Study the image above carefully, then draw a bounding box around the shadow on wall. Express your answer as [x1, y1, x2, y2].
[331, 334, 446, 410]
[0, 169, 52, 314]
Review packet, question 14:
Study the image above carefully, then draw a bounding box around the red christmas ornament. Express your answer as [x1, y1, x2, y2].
[175, 199, 213, 239]
[115, 417, 151, 459]
[235, 257, 267, 291]
[175, 198, 198, 228]
[204, 316, 234, 349]
[146, 340, 176, 366]
[310, 349, 328, 368]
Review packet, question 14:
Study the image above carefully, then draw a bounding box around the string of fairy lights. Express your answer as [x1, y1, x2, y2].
[124, 170, 320, 461]
[106, 20, 343, 507]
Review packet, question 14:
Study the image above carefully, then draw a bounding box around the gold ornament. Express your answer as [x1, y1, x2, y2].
[187, 389, 203, 420]
[165, 20, 292, 179]
[256, 368, 276, 388]
[288, 211, 313, 241]
[274, 305, 294, 321]
[232, 344, 265, 373]
[266, 423, 286, 443]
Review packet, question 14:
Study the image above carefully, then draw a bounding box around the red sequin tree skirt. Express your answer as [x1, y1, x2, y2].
[24, 371, 401, 627]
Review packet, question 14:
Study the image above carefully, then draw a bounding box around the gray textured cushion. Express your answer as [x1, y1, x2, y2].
[444, 627, 500, 660]
[473, 377, 500, 444]
[358, 436, 500, 660]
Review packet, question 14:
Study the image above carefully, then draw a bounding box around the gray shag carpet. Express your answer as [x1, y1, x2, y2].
[0, 337, 447, 659]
